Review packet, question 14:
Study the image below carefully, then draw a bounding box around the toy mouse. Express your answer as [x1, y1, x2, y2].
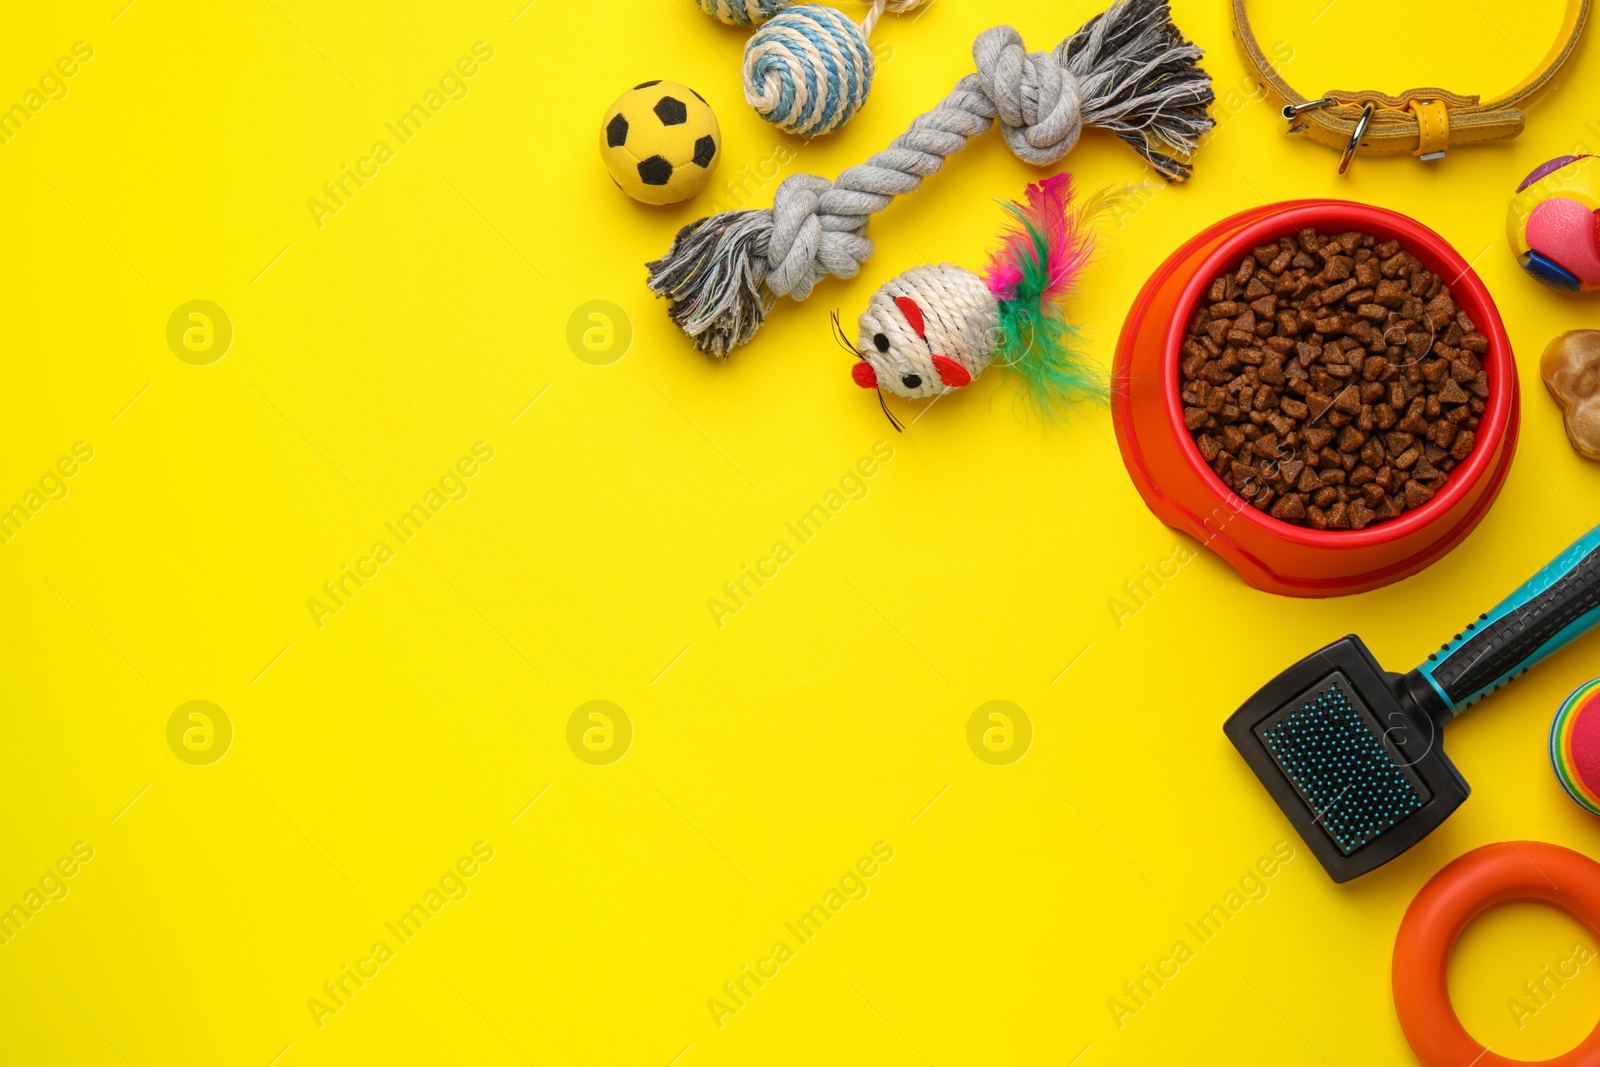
[838, 174, 1109, 428]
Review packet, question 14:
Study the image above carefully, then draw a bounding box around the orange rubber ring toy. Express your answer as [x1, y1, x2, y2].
[1394, 841, 1600, 1066]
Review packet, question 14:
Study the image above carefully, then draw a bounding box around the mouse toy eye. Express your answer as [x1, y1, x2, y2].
[873, 333, 891, 353]
[901, 373, 922, 389]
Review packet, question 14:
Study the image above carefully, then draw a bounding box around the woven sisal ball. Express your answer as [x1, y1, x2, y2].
[697, 0, 783, 25]
[743, 4, 878, 136]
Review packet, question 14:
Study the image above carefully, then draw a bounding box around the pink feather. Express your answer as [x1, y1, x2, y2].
[983, 173, 1094, 306]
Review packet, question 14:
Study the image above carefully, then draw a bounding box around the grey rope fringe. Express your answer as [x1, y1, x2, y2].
[647, 0, 1215, 358]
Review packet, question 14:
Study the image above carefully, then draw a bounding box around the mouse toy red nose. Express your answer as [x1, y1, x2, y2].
[931, 355, 970, 387]
[852, 362, 879, 389]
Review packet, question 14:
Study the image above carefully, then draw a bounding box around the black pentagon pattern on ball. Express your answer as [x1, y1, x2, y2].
[606, 114, 629, 148]
[654, 96, 688, 127]
[637, 156, 673, 186]
[692, 135, 716, 168]
[634, 80, 662, 90]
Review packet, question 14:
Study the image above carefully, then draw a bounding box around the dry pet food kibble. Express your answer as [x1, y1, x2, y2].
[1178, 228, 1490, 530]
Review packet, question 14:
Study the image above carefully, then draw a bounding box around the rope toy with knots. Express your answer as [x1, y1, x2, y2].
[649, 0, 1215, 358]
[713, 1, 933, 136]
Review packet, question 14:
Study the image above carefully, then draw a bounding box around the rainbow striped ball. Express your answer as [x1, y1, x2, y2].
[1550, 679, 1600, 815]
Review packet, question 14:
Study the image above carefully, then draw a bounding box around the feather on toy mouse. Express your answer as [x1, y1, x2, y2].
[837, 174, 1111, 428]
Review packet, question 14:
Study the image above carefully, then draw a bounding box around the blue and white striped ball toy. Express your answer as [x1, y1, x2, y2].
[743, 5, 876, 135]
[698, 1, 929, 137]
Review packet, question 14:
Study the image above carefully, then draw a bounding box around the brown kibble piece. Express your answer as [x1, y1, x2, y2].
[1374, 279, 1408, 307]
[1271, 495, 1306, 521]
[1304, 426, 1334, 451]
[1404, 480, 1435, 509]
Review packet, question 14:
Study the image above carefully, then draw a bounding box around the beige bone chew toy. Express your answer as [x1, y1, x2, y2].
[1542, 330, 1600, 461]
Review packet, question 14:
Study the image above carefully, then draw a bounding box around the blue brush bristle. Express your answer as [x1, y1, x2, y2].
[1259, 681, 1425, 855]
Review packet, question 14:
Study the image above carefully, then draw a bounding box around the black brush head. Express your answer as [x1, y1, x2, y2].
[1224, 636, 1470, 882]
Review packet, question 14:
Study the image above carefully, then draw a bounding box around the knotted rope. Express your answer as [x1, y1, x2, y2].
[649, 0, 1215, 357]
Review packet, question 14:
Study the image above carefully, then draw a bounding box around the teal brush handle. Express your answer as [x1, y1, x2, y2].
[1409, 526, 1600, 718]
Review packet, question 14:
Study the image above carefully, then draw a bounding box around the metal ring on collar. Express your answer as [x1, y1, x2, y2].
[1338, 102, 1375, 176]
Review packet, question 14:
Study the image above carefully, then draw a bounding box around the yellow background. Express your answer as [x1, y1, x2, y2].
[2, 0, 1599, 1063]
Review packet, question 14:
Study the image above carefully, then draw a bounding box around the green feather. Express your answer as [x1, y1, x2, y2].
[991, 212, 1108, 419]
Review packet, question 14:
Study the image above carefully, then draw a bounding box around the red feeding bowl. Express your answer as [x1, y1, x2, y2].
[1112, 201, 1520, 598]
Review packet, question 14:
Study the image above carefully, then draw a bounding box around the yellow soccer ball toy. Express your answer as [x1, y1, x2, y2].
[600, 80, 721, 206]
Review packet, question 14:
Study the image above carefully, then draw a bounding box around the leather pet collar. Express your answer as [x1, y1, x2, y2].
[1232, 0, 1591, 171]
